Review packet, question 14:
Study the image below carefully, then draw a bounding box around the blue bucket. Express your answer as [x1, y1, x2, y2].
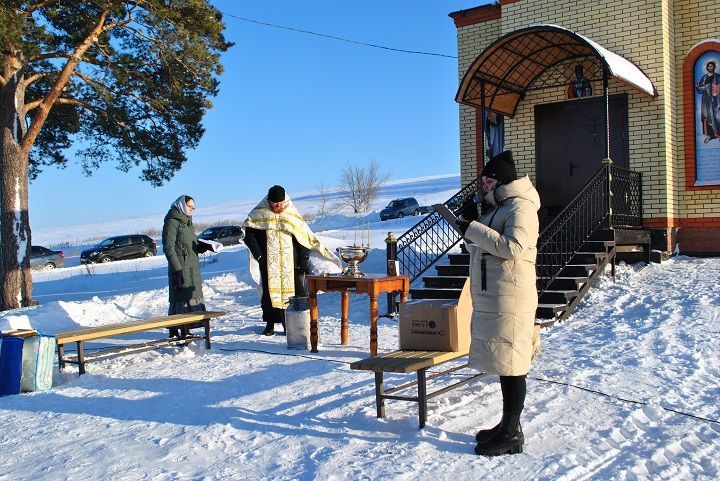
[0, 336, 25, 396]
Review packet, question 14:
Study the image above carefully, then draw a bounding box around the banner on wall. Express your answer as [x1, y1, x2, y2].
[694, 51, 720, 186]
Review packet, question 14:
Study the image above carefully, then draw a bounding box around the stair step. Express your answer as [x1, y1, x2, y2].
[588, 229, 615, 241]
[536, 304, 567, 319]
[571, 252, 608, 263]
[579, 240, 614, 252]
[559, 264, 598, 277]
[539, 276, 588, 290]
[422, 275, 468, 288]
[410, 287, 463, 300]
[538, 290, 578, 304]
[436, 264, 469, 276]
[614, 228, 651, 245]
[448, 253, 470, 265]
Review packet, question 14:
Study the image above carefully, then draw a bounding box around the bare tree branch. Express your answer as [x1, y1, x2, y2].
[339, 159, 390, 214]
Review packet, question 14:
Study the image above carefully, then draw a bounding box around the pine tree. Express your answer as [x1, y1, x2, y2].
[0, 1, 231, 310]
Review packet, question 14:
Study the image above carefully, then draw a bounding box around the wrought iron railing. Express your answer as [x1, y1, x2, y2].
[609, 167, 643, 228]
[389, 164, 642, 295]
[536, 164, 643, 292]
[393, 178, 479, 283]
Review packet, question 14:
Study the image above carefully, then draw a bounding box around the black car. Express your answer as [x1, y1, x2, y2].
[30, 245, 65, 269]
[379, 197, 421, 221]
[80, 235, 157, 264]
[198, 225, 244, 246]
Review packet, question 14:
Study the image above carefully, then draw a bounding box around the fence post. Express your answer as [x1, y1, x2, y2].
[385, 231, 398, 316]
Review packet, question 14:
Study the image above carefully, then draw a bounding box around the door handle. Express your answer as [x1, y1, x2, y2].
[569, 162, 578, 176]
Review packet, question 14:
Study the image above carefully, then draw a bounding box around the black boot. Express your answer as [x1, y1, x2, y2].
[262, 322, 274, 336]
[475, 421, 524, 443]
[280, 320, 287, 336]
[474, 412, 523, 456]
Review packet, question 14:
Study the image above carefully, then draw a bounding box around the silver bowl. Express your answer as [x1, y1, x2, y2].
[336, 245, 370, 277]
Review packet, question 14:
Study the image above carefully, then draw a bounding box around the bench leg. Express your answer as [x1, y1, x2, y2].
[204, 320, 211, 349]
[57, 343, 66, 371]
[77, 341, 86, 375]
[417, 368, 427, 429]
[374, 371, 386, 419]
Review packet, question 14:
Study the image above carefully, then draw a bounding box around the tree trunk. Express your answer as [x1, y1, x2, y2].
[0, 75, 33, 310]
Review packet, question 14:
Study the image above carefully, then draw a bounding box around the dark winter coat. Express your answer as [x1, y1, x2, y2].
[162, 206, 204, 312]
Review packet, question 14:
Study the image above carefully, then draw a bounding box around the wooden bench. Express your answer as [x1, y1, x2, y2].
[55, 311, 226, 375]
[350, 349, 485, 428]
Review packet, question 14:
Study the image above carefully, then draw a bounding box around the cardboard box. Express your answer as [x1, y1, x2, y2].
[398, 279, 472, 352]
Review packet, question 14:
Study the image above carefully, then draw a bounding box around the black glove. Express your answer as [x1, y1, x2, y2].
[461, 198, 479, 222]
[173, 270, 185, 289]
[455, 220, 471, 236]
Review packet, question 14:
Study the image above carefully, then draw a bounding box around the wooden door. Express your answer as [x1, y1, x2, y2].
[535, 94, 628, 226]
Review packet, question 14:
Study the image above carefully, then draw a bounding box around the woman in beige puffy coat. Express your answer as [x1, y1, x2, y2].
[456, 150, 540, 456]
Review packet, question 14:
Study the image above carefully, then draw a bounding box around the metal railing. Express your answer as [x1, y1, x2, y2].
[536, 164, 643, 292]
[387, 163, 642, 298]
[391, 178, 479, 283]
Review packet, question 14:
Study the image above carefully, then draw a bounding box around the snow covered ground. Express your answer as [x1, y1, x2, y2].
[1, 174, 719, 480]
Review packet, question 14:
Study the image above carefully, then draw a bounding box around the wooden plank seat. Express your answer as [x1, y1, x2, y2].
[55, 311, 226, 375]
[350, 349, 485, 428]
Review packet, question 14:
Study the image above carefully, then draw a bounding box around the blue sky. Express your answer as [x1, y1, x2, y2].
[29, 0, 488, 229]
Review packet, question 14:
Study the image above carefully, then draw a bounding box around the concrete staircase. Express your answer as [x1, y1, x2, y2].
[408, 228, 652, 326]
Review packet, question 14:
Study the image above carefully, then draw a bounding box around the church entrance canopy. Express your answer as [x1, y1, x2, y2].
[455, 24, 657, 118]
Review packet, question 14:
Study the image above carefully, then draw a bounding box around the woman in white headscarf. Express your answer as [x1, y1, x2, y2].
[162, 195, 211, 336]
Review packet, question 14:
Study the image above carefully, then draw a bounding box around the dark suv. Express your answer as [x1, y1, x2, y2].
[198, 225, 244, 246]
[379, 197, 421, 221]
[30, 246, 65, 269]
[80, 235, 157, 264]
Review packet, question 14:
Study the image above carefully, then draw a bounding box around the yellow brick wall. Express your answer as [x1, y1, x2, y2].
[457, 20, 500, 185]
[674, 0, 720, 219]
[453, 0, 720, 223]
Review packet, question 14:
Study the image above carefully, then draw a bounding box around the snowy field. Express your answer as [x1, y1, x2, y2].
[1, 174, 719, 480]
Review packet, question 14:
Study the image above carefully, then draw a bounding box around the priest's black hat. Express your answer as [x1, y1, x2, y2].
[267, 185, 286, 203]
[481, 150, 517, 184]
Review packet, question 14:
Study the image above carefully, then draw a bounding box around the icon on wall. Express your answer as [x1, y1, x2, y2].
[694, 51, 720, 186]
[567, 63, 593, 99]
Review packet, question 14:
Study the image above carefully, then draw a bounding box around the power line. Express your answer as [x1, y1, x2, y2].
[220, 11, 458, 60]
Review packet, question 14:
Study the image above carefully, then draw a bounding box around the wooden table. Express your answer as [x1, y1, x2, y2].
[306, 274, 410, 356]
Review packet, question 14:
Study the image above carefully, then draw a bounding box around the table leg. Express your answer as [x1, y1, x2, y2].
[369, 294, 379, 356]
[341, 290, 349, 345]
[309, 290, 319, 353]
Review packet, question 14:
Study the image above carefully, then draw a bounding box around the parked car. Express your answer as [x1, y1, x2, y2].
[198, 225, 244, 247]
[379, 197, 421, 220]
[80, 235, 157, 264]
[30, 245, 65, 269]
[418, 205, 434, 214]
